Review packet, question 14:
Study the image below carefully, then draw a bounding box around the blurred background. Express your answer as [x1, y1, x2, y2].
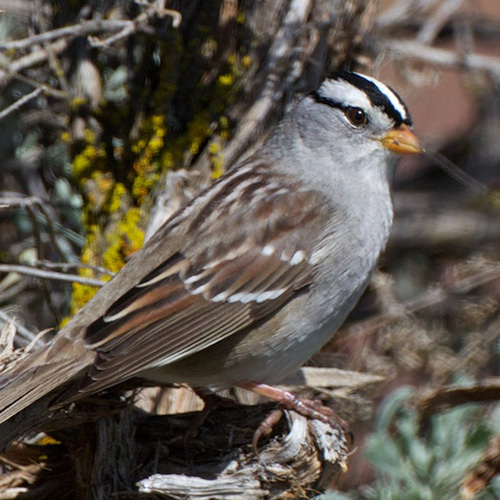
[0, 0, 499, 498]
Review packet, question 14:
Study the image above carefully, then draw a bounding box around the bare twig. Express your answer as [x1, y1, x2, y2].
[24, 203, 45, 265]
[0, 264, 105, 287]
[0, 87, 45, 121]
[416, 0, 465, 44]
[0, 193, 53, 209]
[0, 19, 139, 51]
[377, 0, 435, 29]
[22, 201, 63, 325]
[35, 202, 71, 263]
[406, 266, 500, 314]
[0, 69, 65, 98]
[135, 0, 182, 27]
[44, 43, 71, 96]
[461, 433, 500, 499]
[378, 38, 500, 78]
[0, 310, 38, 346]
[341, 263, 500, 341]
[36, 260, 115, 278]
[418, 376, 500, 420]
[0, 39, 69, 88]
[0, 195, 85, 247]
[0, 11, 173, 90]
[0, 6, 181, 52]
[89, 13, 148, 48]
[423, 151, 489, 196]
[0, 321, 16, 356]
[220, 0, 314, 169]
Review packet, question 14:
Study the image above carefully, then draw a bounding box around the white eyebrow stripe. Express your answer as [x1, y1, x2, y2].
[317, 79, 373, 111]
[357, 73, 407, 121]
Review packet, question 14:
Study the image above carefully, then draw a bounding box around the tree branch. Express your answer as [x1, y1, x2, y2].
[0, 264, 105, 287]
[378, 38, 500, 78]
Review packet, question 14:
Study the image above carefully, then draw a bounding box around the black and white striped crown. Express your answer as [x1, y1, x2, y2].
[312, 70, 412, 127]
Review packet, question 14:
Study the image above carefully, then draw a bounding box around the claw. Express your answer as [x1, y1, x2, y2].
[252, 408, 284, 454]
[240, 381, 354, 450]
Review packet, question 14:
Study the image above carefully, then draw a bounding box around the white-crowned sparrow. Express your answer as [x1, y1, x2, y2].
[0, 71, 421, 430]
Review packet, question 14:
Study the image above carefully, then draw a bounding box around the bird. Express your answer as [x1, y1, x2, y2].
[0, 70, 421, 442]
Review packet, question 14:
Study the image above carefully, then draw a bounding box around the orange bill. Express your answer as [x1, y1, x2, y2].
[381, 124, 422, 154]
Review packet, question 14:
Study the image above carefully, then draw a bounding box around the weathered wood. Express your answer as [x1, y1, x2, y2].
[0, 401, 350, 499]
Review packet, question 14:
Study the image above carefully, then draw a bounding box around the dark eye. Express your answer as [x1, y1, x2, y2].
[345, 107, 368, 127]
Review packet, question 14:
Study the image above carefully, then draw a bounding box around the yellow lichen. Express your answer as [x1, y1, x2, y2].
[60, 131, 71, 143]
[242, 55, 252, 68]
[70, 279, 100, 316]
[219, 116, 230, 141]
[66, 26, 253, 320]
[102, 208, 144, 273]
[68, 225, 106, 315]
[69, 96, 88, 112]
[131, 114, 167, 204]
[208, 140, 224, 179]
[68, 206, 144, 315]
[218, 73, 234, 87]
[71, 130, 107, 180]
[107, 182, 127, 214]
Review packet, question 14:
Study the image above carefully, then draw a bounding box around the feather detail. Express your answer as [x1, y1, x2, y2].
[76, 174, 331, 396]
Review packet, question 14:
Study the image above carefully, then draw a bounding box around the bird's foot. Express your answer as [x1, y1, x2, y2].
[241, 382, 352, 453]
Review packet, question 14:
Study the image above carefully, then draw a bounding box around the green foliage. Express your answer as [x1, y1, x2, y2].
[319, 387, 500, 500]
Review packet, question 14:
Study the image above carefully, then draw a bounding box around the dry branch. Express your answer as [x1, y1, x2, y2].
[2, 0, 500, 498]
[378, 38, 500, 78]
[0, 39, 69, 88]
[417, 378, 500, 420]
[0, 88, 45, 121]
[416, 0, 465, 44]
[0, 264, 104, 287]
[211, 0, 315, 171]
[461, 433, 500, 499]
[336, 260, 500, 347]
[0, 312, 37, 349]
[0, 401, 349, 499]
[0, 19, 146, 51]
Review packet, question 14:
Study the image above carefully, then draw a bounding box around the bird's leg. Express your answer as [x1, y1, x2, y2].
[240, 381, 352, 452]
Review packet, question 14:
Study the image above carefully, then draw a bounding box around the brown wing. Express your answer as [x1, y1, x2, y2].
[79, 184, 331, 394]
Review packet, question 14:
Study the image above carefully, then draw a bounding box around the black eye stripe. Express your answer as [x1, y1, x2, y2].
[310, 93, 367, 125]
[310, 90, 344, 109]
[310, 71, 413, 127]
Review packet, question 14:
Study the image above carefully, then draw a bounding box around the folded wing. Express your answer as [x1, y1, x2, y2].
[81, 187, 331, 394]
